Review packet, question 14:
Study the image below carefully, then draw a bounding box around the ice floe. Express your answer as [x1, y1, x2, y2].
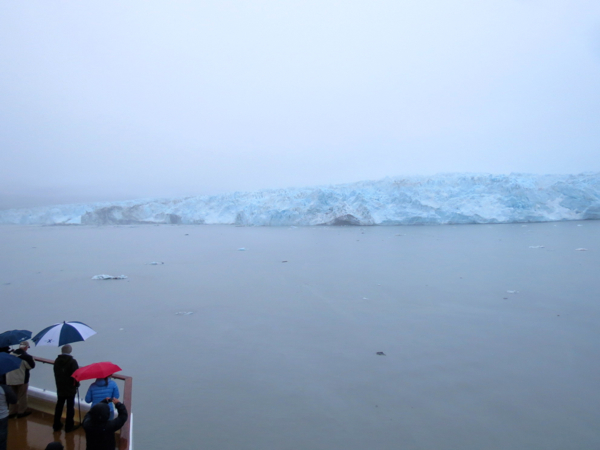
[92, 274, 128, 280]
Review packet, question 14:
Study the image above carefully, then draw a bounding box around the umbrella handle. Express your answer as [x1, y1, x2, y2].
[77, 387, 82, 425]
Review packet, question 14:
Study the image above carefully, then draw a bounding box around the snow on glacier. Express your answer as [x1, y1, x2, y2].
[1, 173, 599, 226]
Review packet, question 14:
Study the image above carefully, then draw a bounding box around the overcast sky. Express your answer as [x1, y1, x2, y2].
[1, 1, 599, 208]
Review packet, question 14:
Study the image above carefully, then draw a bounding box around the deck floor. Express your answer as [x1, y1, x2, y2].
[7, 410, 89, 450]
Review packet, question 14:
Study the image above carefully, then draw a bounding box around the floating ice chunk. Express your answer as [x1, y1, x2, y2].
[575, 248, 588, 251]
[238, 247, 246, 251]
[376, 352, 386, 356]
[148, 262, 164, 265]
[175, 311, 194, 315]
[577, 224, 583, 227]
[529, 245, 544, 249]
[507, 290, 519, 294]
[92, 274, 128, 280]
[119, 328, 124, 331]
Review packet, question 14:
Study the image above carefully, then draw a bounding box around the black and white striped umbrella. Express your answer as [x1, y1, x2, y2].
[32, 321, 96, 346]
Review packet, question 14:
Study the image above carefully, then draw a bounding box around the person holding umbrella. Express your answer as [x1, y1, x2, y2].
[5, 341, 35, 418]
[31, 322, 96, 428]
[0, 329, 31, 385]
[72, 362, 122, 420]
[52, 344, 80, 432]
[85, 377, 120, 419]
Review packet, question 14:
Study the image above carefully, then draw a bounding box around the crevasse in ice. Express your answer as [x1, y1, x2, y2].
[1, 173, 599, 226]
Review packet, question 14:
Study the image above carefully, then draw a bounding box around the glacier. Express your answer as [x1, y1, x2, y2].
[1, 173, 599, 226]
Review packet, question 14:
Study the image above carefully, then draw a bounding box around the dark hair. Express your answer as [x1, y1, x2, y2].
[45, 442, 65, 450]
[89, 402, 111, 423]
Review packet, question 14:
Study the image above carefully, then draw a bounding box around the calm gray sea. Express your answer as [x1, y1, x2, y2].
[1, 222, 599, 450]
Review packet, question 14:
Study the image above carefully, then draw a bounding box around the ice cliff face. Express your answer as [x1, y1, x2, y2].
[1, 173, 599, 226]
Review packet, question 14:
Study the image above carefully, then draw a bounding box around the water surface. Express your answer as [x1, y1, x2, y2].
[1, 222, 599, 450]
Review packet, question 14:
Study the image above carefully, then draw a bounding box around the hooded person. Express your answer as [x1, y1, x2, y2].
[85, 377, 120, 419]
[53, 344, 80, 432]
[82, 398, 127, 450]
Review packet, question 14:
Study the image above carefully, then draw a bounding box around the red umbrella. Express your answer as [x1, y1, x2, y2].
[72, 362, 122, 382]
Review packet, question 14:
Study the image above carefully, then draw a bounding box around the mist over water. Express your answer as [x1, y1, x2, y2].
[2, 222, 600, 450]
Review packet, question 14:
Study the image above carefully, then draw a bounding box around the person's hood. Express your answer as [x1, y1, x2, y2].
[94, 378, 108, 386]
[89, 403, 110, 423]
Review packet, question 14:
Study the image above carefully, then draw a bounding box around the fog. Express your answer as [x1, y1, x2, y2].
[1, 1, 600, 209]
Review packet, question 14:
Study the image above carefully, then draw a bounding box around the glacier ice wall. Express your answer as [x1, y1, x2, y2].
[1, 173, 599, 226]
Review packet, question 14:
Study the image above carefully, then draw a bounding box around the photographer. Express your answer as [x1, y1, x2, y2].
[82, 397, 127, 450]
[6, 341, 35, 418]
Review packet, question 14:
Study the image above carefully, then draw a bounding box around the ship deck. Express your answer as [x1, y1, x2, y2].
[6, 356, 133, 450]
[8, 408, 89, 450]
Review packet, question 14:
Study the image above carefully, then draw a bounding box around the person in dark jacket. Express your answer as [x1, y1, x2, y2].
[1, 384, 17, 450]
[82, 397, 127, 450]
[53, 344, 79, 432]
[0, 348, 10, 385]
